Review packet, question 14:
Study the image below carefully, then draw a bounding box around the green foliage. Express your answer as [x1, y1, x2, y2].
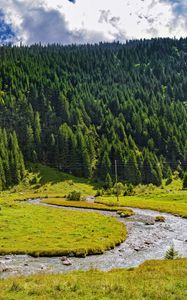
[123, 184, 134, 196]
[165, 246, 179, 260]
[0, 129, 25, 190]
[155, 215, 165, 222]
[104, 173, 113, 189]
[67, 190, 81, 201]
[114, 182, 124, 196]
[183, 172, 187, 189]
[96, 177, 187, 218]
[0, 39, 187, 186]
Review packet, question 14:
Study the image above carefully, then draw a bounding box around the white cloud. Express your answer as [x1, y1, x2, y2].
[0, 0, 186, 45]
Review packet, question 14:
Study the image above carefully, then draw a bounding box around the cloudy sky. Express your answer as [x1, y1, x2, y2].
[0, 0, 186, 45]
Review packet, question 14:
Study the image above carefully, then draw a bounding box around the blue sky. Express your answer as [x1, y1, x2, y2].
[0, 0, 186, 45]
[0, 10, 15, 43]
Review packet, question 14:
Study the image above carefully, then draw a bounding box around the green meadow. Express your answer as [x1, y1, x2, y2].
[0, 164, 186, 258]
[42, 198, 134, 216]
[97, 178, 187, 218]
[0, 164, 187, 298]
[0, 259, 186, 299]
[0, 203, 126, 257]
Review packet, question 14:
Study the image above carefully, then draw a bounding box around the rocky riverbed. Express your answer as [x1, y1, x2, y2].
[0, 199, 187, 278]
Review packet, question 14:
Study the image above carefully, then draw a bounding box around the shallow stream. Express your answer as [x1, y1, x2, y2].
[0, 199, 187, 278]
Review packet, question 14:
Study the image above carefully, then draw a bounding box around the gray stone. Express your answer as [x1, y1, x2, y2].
[62, 259, 72, 266]
[61, 256, 67, 262]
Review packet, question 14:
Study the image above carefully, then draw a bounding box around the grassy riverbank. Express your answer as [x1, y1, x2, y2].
[0, 204, 126, 257]
[1, 164, 186, 220]
[97, 194, 187, 218]
[0, 164, 186, 257]
[0, 259, 186, 299]
[96, 179, 187, 218]
[42, 198, 134, 216]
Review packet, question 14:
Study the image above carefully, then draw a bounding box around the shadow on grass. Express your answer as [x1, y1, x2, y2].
[27, 163, 99, 191]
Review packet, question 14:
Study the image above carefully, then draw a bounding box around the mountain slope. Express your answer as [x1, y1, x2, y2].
[0, 38, 187, 186]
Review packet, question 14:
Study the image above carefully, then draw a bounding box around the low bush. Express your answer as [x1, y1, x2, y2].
[155, 216, 166, 222]
[67, 191, 81, 201]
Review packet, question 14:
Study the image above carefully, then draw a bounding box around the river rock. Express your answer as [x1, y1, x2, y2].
[61, 256, 67, 262]
[144, 241, 152, 245]
[145, 219, 155, 225]
[40, 264, 45, 270]
[24, 263, 29, 266]
[4, 256, 11, 261]
[134, 247, 141, 252]
[62, 259, 72, 266]
[0, 263, 12, 272]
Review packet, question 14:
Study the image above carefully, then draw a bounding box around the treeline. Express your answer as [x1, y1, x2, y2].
[0, 129, 25, 190]
[0, 38, 187, 186]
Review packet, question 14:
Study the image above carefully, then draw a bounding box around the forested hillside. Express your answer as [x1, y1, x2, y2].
[0, 38, 187, 188]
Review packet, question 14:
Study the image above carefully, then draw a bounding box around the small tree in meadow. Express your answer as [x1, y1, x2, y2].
[165, 246, 179, 260]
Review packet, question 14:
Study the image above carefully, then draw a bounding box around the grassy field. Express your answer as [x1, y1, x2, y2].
[96, 178, 187, 218]
[0, 259, 186, 299]
[24, 163, 97, 198]
[1, 164, 186, 219]
[0, 164, 186, 258]
[0, 164, 98, 206]
[0, 204, 126, 257]
[97, 194, 187, 218]
[42, 198, 134, 216]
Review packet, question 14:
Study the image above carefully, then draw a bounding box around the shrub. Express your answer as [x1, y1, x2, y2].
[67, 191, 81, 201]
[124, 184, 134, 196]
[95, 189, 103, 197]
[68, 180, 74, 186]
[166, 177, 172, 185]
[155, 216, 165, 222]
[114, 182, 124, 196]
[165, 246, 179, 260]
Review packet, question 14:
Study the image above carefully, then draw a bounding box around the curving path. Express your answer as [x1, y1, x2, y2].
[0, 198, 187, 278]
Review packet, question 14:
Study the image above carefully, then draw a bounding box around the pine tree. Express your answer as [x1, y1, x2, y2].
[125, 151, 141, 184]
[99, 151, 111, 180]
[34, 111, 41, 156]
[183, 172, 187, 189]
[25, 125, 35, 161]
[0, 158, 6, 190]
[104, 173, 113, 189]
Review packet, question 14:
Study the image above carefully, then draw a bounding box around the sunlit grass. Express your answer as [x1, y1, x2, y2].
[97, 194, 187, 218]
[96, 178, 187, 218]
[0, 204, 126, 257]
[42, 198, 134, 216]
[0, 259, 186, 299]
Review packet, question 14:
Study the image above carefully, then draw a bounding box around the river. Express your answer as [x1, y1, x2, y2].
[0, 199, 187, 278]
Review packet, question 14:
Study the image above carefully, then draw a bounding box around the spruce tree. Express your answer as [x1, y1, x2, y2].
[183, 172, 187, 189]
[104, 173, 113, 189]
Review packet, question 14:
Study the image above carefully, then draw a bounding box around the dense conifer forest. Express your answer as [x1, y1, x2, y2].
[0, 38, 187, 188]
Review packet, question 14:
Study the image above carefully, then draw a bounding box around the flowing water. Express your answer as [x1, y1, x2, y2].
[0, 199, 187, 278]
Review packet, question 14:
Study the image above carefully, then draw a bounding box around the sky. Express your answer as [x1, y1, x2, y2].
[0, 0, 186, 45]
